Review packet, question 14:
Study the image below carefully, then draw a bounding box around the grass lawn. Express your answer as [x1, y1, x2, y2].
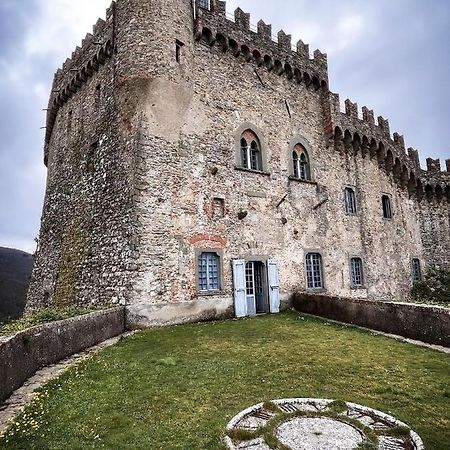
[1, 311, 449, 449]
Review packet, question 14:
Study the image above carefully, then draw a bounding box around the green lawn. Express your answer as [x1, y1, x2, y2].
[1, 311, 449, 449]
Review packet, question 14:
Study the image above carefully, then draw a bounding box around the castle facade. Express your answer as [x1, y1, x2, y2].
[27, 0, 450, 326]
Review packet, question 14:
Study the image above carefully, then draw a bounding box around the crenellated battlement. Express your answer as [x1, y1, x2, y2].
[327, 92, 449, 199]
[43, 2, 116, 165]
[42, 0, 448, 201]
[195, 1, 329, 89]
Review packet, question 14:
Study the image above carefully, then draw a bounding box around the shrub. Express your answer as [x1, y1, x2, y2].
[410, 269, 450, 307]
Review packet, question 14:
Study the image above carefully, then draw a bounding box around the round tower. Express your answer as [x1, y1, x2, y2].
[114, 0, 195, 82]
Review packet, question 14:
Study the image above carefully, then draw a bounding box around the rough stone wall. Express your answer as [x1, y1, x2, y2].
[27, 14, 136, 309]
[128, 26, 427, 324]
[27, 0, 449, 325]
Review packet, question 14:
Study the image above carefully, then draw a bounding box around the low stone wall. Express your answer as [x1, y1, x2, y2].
[0, 307, 125, 403]
[292, 293, 450, 347]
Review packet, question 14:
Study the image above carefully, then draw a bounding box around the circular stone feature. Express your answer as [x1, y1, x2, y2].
[277, 417, 363, 450]
[224, 398, 425, 450]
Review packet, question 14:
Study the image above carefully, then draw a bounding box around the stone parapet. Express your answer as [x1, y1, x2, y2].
[0, 308, 125, 403]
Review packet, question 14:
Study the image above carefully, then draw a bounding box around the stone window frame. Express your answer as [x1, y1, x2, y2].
[381, 193, 393, 220]
[234, 123, 270, 175]
[411, 257, 422, 284]
[195, 248, 225, 296]
[304, 250, 326, 292]
[287, 135, 315, 184]
[175, 39, 185, 64]
[344, 185, 358, 216]
[349, 256, 366, 289]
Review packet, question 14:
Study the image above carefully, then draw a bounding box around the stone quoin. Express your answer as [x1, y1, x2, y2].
[26, 0, 450, 326]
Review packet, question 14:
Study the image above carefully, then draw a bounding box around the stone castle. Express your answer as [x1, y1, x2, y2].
[27, 0, 450, 326]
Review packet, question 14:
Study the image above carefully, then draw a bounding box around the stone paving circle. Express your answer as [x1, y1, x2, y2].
[224, 398, 424, 450]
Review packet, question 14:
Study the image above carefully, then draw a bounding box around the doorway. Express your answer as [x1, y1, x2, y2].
[233, 258, 280, 318]
[245, 261, 268, 315]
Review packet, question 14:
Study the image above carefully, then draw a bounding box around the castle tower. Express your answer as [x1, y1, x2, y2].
[27, 0, 449, 326]
[27, 0, 197, 310]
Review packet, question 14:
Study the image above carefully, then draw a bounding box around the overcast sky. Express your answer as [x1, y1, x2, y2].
[0, 0, 449, 253]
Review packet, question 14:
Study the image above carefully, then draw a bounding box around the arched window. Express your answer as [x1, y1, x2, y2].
[292, 144, 311, 180]
[306, 253, 324, 289]
[240, 130, 262, 171]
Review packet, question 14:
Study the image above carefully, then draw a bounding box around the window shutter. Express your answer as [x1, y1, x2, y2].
[232, 259, 247, 318]
[267, 259, 280, 313]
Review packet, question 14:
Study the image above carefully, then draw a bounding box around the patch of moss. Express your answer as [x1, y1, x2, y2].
[53, 216, 89, 308]
[328, 399, 348, 413]
[262, 401, 281, 414]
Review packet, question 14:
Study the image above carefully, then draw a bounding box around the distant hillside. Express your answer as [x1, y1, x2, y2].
[0, 247, 34, 322]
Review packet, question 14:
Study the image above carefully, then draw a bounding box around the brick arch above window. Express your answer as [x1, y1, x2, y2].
[234, 123, 268, 173]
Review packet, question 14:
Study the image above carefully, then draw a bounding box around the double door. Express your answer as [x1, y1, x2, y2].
[233, 259, 280, 318]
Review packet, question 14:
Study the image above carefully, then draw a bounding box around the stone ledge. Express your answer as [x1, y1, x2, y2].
[292, 293, 450, 347]
[0, 307, 125, 403]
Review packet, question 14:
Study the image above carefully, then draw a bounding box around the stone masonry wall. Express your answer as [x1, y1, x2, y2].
[27, 24, 137, 309]
[27, 0, 449, 326]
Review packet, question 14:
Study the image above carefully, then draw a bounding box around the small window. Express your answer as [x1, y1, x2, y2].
[350, 257, 364, 287]
[306, 253, 324, 289]
[382, 195, 392, 219]
[412, 258, 422, 283]
[175, 40, 184, 63]
[344, 187, 357, 215]
[292, 144, 311, 180]
[68, 110, 72, 132]
[240, 130, 262, 171]
[198, 252, 220, 292]
[95, 84, 101, 107]
[212, 198, 225, 219]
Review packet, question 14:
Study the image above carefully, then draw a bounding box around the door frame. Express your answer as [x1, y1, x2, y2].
[243, 256, 270, 315]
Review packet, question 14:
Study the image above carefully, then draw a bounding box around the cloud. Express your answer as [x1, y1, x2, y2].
[0, 0, 112, 253]
[24, 0, 112, 61]
[0, 0, 449, 253]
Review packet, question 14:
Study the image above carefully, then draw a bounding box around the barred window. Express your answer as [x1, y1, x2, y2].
[198, 252, 220, 291]
[292, 144, 311, 180]
[197, 0, 210, 10]
[382, 195, 392, 219]
[306, 253, 324, 289]
[350, 257, 364, 287]
[344, 187, 357, 215]
[412, 258, 422, 283]
[240, 130, 262, 171]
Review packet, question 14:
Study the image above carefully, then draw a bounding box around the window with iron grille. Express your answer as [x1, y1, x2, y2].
[412, 258, 422, 283]
[344, 187, 357, 215]
[197, 0, 210, 10]
[382, 195, 392, 219]
[292, 144, 311, 180]
[350, 257, 364, 287]
[198, 252, 220, 291]
[306, 253, 324, 289]
[240, 130, 262, 171]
